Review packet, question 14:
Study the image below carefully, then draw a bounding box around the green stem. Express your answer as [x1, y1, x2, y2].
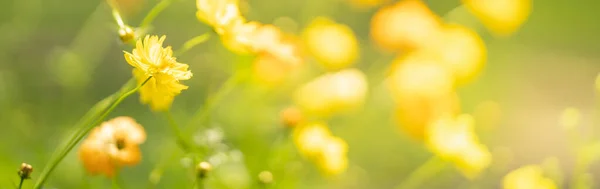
[164, 110, 192, 151]
[175, 33, 211, 56]
[183, 72, 243, 132]
[34, 77, 151, 189]
[18, 178, 24, 189]
[139, 0, 173, 29]
[395, 156, 446, 189]
[107, 0, 126, 28]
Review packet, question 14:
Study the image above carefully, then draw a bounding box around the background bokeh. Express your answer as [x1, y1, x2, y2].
[1, 0, 599, 188]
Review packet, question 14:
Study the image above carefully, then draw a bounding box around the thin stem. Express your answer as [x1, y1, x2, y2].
[175, 33, 211, 56]
[164, 110, 191, 151]
[18, 178, 24, 189]
[395, 156, 446, 189]
[139, 0, 173, 29]
[107, 0, 126, 28]
[34, 77, 151, 189]
[184, 72, 243, 132]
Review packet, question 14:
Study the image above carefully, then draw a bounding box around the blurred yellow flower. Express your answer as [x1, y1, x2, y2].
[462, 0, 532, 36]
[387, 53, 455, 102]
[124, 35, 193, 111]
[294, 68, 368, 116]
[426, 114, 491, 178]
[394, 93, 460, 139]
[280, 106, 304, 127]
[503, 165, 557, 189]
[425, 24, 487, 85]
[370, 0, 442, 51]
[388, 53, 459, 139]
[293, 122, 332, 158]
[346, 0, 391, 9]
[293, 122, 349, 175]
[79, 117, 146, 177]
[317, 137, 349, 175]
[196, 0, 244, 35]
[559, 107, 581, 130]
[302, 17, 359, 70]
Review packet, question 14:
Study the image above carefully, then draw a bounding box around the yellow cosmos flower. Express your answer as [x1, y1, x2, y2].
[370, 0, 442, 51]
[293, 122, 349, 175]
[426, 114, 491, 178]
[196, 0, 244, 34]
[503, 165, 557, 189]
[425, 24, 487, 85]
[79, 117, 146, 177]
[317, 137, 349, 175]
[124, 35, 192, 111]
[462, 0, 532, 36]
[294, 68, 368, 116]
[303, 17, 359, 70]
[293, 122, 332, 158]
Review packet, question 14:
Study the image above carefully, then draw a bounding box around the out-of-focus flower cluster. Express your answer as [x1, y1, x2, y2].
[370, 0, 531, 178]
[79, 117, 146, 177]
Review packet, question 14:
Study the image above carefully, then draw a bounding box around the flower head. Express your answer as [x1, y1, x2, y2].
[303, 17, 359, 70]
[79, 116, 146, 177]
[293, 122, 349, 175]
[370, 0, 442, 51]
[124, 35, 192, 111]
[317, 137, 349, 175]
[426, 114, 491, 178]
[503, 165, 557, 189]
[462, 0, 531, 36]
[294, 68, 368, 116]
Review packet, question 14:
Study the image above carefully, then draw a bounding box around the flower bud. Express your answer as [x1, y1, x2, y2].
[196, 161, 212, 178]
[18, 163, 33, 179]
[118, 25, 136, 43]
[258, 171, 273, 184]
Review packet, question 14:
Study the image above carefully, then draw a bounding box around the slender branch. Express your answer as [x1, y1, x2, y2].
[175, 33, 211, 56]
[18, 178, 24, 189]
[139, 0, 173, 29]
[34, 77, 151, 189]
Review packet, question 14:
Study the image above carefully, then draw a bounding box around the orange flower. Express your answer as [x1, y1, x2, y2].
[79, 116, 146, 177]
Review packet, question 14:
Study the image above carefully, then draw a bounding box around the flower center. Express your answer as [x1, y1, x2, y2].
[116, 138, 126, 150]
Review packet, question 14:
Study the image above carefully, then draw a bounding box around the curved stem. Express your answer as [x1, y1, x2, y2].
[139, 0, 173, 29]
[395, 156, 446, 189]
[175, 33, 211, 56]
[34, 77, 151, 189]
